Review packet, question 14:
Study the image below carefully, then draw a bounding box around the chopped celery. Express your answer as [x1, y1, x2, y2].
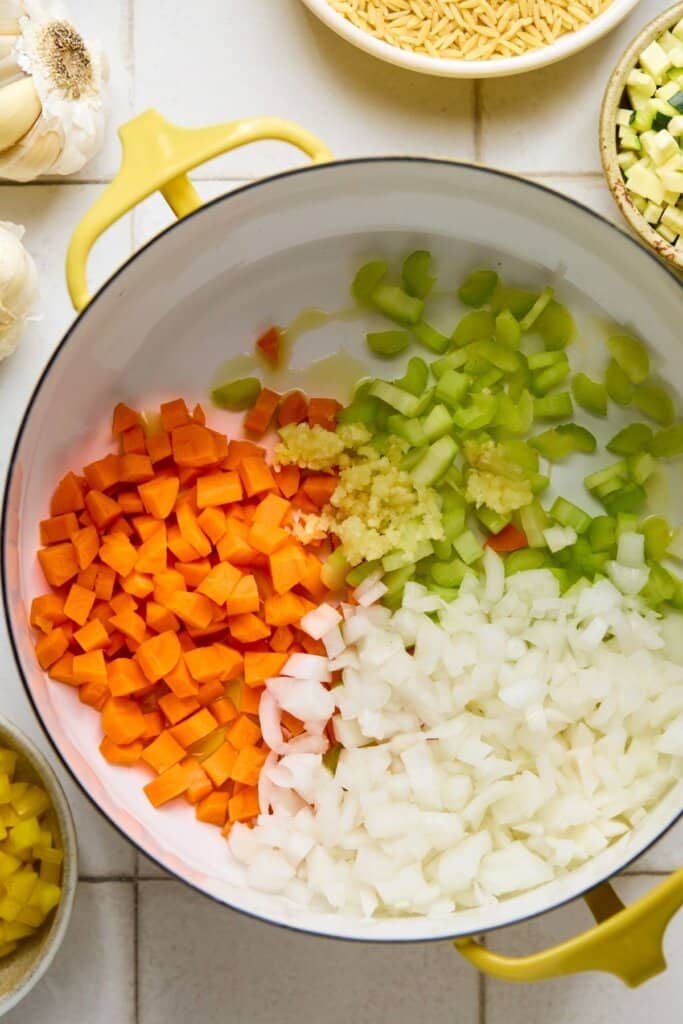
[430, 557, 469, 587]
[519, 287, 554, 331]
[490, 286, 537, 319]
[320, 547, 350, 590]
[387, 414, 427, 446]
[601, 483, 647, 515]
[370, 380, 423, 415]
[336, 398, 381, 425]
[414, 321, 450, 354]
[650, 422, 683, 457]
[584, 460, 627, 492]
[494, 391, 534, 434]
[453, 530, 484, 564]
[383, 540, 433, 572]
[468, 339, 522, 373]
[507, 363, 532, 402]
[594, 476, 622, 500]
[452, 311, 495, 347]
[352, 377, 374, 400]
[529, 424, 596, 461]
[571, 373, 608, 416]
[606, 422, 654, 454]
[472, 368, 505, 392]
[477, 507, 510, 534]
[422, 404, 453, 441]
[442, 466, 463, 490]
[435, 369, 471, 408]
[502, 440, 539, 472]
[494, 310, 521, 348]
[443, 507, 467, 540]
[382, 565, 416, 595]
[529, 473, 550, 495]
[351, 260, 387, 304]
[616, 513, 639, 538]
[628, 452, 656, 485]
[346, 560, 382, 587]
[367, 329, 411, 358]
[458, 269, 498, 307]
[452, 394, 498, 431]
[410, 435, 459, 488]
[605, 359, 634, 405]
[402, 250, 436, 299]
[527, 350, 567, 371]
[607, 334, 650, 384]
[550, 496, 591, 533]
[536, 299, 575, 350]
[372, 283, 424, 325]
[431, 349, 467, 379]
[396, 356, 429, 395]
[531, 359, 570, 396]
[427, 584, 461, 602]
[544, 526, 577, 553]
[432, 538, 453, 560]
[533, 392, 573, 419]
[211, 377, 261, 410]
[519, 501, 549, 547]
[399, 448, 426, 472]
[588, 515, 617, 552]
[633, 382, 675, 425]
[549, 567, 572, 592]
[640, 515, 673, 560]
[505, 549, 546, 574]
[641, 562, 676, 606]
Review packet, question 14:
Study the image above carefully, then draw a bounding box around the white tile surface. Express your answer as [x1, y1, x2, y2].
[2, 883, 135, 1024]
[134, 0, 476, 180]
[480, 0, 663, 173]
[485, 876, 683, 1024]
[138, 880, 479, 1024]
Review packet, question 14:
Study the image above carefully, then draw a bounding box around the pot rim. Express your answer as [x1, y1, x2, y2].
[3, 156, 682, 942]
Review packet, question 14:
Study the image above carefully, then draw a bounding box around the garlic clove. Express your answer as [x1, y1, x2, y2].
[0, 220, 38, 363]
[0, 113, 60, 180]
[0, 74, 40, 150]
[0, 34, 21, 85]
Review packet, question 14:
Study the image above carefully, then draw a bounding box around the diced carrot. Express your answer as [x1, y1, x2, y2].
[192, 403, 206, 425]
[184, 646, 224, 683]
[195, 563, 240, 606]
[299, 633, 326, 656]
[100, 736, 144, 767]
[77, 564, 99, 591]
[229, 613, 271, 643]
[138, 476, 179, 519]
[196, 507, 225, 546]
[270, 625, 294, 652]
[170, 708, 218, 749]
[215, 521, 255, 566]
[108, 516, 134, 538]
[243, 651, 289, 686]
[78, 680, 109, 710]
[108, 658, 149, 697]
[225, 575, 260, 616]
[142, 710, 164, 740]
[166, 592, 214, 630]
[73, 649, 108, 686]
[252, 493, 289, 528]
[101, 697, 146, 746]
[211, 696, 238, 725]
[160, 398, 191, 432]
[239, 684, 262, 715]
[209, 643, 242, 683]
[308, 397, 342, 430]
[176, 502, 211, 559]
[144, 761, 191, 807]
[247, 522, 289, 556]
[153, 569, 186, 605]
[30, 594, 67, 633]
[142, 730, 186, 774]
[263, 592, 309, 627]
[83, 453, 121, 492]
[109, 609, 147, 644]
[84, 491, 120, 531]
[136, 630, 181, 682]
[50, 471, 85, 515]
[35, 627, 70, 670]
[196, 679, 225, 706]
[145, 601, 180, 634]
[228, 787, 260, 822]
[277, 390, 308, 427]
[226, 714, 261, 750]
[299, 551, 326, 601]
[121, 571, 155, 599]
[237, 457, 276, 498]
[94, 565, 116, 601]
[112, 403, 140, 435]
[291, 490, 319, 515]
[162, 656, 198, 699]
[301, 474, 337, 508]
[281, 710, 305, 737]
[135, 524, 167, 575]
[110, 592, 137, 615]
[70, 526, 99, 571]
[171, 424, 221, 468]
[269, 543, 307, 595]
[40, 512, 79, 545]
[196, 790, 229, 826]
[244, 388, 280, 437]
[274, 464, 300, 500]
[100, 533, 137, 577]
[255, 325, 282, 368]
[106, 631, 127, 659]
[48, 653, 78, 686]
[38, 542, 79, 587]
[159, 691, 200, 725]
[119, 453, 154, 484]
[146, 430, 172, 464]
[167, 524, 201, 563]
[73, 619, 109, 652]
[202, 741, 237, 788]
[224, 440, 265, 470]
[196, 471, 242, 509]
[63, 582, 96, 626]
[230, 745, 268, 786]
[121, 425, 146, 455]
[183, 757, 213, 805]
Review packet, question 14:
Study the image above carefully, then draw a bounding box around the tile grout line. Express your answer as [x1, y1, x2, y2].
[134, 879, 140, 1024]
[478, 968, 486, 1024]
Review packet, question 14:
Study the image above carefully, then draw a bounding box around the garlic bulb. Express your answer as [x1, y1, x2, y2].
[0, 0, 108, 181]
[0, 220, 38, 361]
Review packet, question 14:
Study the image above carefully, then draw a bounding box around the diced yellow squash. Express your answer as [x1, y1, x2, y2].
[13, 786, 50, 820]
[0, 939, 18, 959]
[0, 751, 17, 775]
[0, 897, 22, 923]
[7, 869, 38, 903]
[39, 861, 61, 885]
[0, 850, 20, 877]
[8, 818, 42, 853]
[15, 905, 44, 928]
[28, 880, 61, 915]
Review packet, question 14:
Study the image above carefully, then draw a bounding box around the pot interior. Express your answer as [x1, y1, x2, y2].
[4, 159, 682, 941]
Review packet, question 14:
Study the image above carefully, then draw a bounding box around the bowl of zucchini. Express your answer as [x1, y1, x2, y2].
[601, 2, 683, 272]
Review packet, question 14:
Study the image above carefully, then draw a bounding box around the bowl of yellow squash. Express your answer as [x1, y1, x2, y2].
[0, 715, 77, 1016]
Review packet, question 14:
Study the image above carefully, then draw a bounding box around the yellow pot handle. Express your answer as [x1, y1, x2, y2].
[455, 867, 683, 987]
[66, 109, 332, 312]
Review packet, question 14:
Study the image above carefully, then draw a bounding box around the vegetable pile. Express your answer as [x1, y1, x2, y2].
[617, 16, 683, 250]
[0, 744, 62, 959]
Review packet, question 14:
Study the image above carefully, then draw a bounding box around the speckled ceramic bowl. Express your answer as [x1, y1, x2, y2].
[600, 1, 683, 273]
[0, 716, 77, 1018]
